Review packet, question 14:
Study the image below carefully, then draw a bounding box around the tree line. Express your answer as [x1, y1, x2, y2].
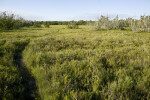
[0, 12, 88, 30]
[94, 15, 150, 32]
[0, 11, 150, 32]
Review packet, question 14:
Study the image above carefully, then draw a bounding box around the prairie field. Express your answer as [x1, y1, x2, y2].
[0, 25, 150, 100]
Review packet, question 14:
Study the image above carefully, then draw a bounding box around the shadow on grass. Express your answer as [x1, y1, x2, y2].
[14, 40, 40, 100]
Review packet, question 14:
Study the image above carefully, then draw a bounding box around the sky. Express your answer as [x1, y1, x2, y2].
[0, 0, 150, 21]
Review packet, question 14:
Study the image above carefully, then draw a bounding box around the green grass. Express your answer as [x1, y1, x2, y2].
[0, 25, 150, 100]
[0, 38, 30, 99]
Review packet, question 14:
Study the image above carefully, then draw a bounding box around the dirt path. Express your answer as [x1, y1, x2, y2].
[14, 41, 40, 100]
[15, 58, 40, 100]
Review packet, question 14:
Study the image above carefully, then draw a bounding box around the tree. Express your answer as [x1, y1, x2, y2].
[0, 11, 31, 30]
[67, 21, 79, 29]
[0, 12, 15, 30]
[33, 21, 42, 28]
[43, 22, 50, 28]
[128, 16, 150, 32]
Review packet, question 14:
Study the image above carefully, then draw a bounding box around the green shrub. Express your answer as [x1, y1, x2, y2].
[67, 21, 79, 29]
[0, 12, 33, 30]
[43, 22, 50, 28]
[33, 21, 42, 28]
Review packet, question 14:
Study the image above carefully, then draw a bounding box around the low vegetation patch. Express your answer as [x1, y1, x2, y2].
[0, 12, 150, 99]
[21, 26, 150, 100]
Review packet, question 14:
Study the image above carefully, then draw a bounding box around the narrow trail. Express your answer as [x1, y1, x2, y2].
[14, 41, 40, 100]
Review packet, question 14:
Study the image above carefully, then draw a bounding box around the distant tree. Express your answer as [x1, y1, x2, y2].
[77, 20, 87, 25]
[33, 21, 42, 28]
[22, 20, 33, 27]
[129, 19, 139, 32]
[96, 16, 109, 31]
[128, 16, 150, 32]
[143, 16, 150, 32]
[67, 21, 79, 29]
[0, 11, 33, 30]
[0, 12, 16, 30]
[44, 22, 50, 28]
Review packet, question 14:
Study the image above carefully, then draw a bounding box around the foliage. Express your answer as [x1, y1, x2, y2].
[129, 16, 150, 32]
[1, 11, 150, 99]
[93, 15, 150, 32]
[0, 12, 33, 30]
[67, 21, 79, 29]
[43, 22, 50, 28]
[77, 20, 87, 25]
[20, 26, 150, 100]
[95, 16, 125, 31]
[0, 39, 33, 99]
[33, 21, 42, 28]
[0, 12, 16, 30]
[1, 11, 149, 33]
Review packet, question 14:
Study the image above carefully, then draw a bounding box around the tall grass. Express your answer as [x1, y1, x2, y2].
[0, 39, 31, 99]
[22, 26, 150, 99]
[0, 25, 150, 99]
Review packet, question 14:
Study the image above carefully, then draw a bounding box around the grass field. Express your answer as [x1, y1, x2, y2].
[0, 25, 150, 100]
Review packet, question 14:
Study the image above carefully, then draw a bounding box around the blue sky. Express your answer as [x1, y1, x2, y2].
[0, 0, 150, 21]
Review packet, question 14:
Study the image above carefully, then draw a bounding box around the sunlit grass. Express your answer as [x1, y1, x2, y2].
[0, 25, 150, 99]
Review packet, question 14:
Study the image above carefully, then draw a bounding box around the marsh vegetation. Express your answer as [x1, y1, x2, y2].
[0, 12, 150, 100]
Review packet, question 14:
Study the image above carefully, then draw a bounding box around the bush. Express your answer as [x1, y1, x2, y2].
[0, 11, 33, 30]
[43, 22, 50, 28]
[129, 16, 150, 32]
[33, 21, 42, 28]
[95, 16, 125, 31]
[94, 15, 150, 32]
[67, 21, 79, 29]
[0, 12, 15, 30]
